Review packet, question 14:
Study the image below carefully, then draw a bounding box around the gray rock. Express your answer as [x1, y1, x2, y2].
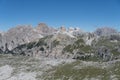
[0, 25, 43, 52]
[94, 27, 117, 36]
[36, 23, 56, 36]
[97, 46, 112, 61]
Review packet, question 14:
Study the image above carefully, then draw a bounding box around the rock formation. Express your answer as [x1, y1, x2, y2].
[0, 25, 43, 52]
[94, 27, 117, 36]
[36, 23, 56, 36]
[0, 24, 120, 61]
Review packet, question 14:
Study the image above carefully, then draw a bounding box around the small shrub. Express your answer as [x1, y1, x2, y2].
[40, 47, 44, 51]
[80, 45, 93, 53]
[27, 42, 36, 49]
[63, 45, 73, 53]
[111, 49, 120, 56]
[53, 40, 60, 47]
[36, 38, 46, 47]
[75, 39, 84, 44]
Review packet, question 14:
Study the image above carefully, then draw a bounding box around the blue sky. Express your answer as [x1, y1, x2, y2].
[0, 0, 120, 32]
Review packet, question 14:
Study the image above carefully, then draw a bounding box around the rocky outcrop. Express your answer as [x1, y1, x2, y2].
[0, 25, 43, 52]
[59, 26, 66, 32]
[36, 23, 56, 36]
[0, 33, 2, 46]
[10, 33, 76, 58]
[97, 46, 113, 61]
[94, 27, 117, 36]
[72, 50, 94, 60]
[0, 24, 120, 61]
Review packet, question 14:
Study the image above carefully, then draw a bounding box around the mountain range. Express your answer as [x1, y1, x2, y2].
[0, 23, 120, 61]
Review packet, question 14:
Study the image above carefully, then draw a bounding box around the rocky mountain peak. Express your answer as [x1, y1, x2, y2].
[36, 23, 56, 36]
[59, 26, 66, 32]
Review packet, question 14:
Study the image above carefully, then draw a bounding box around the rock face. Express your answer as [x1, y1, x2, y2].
[59, 26, 66, 32]
[94, 27, 117, 36]
[0, 33, 2, 46]
[11, 33, 76, 59]
[0, 25, 43, 52]
[0, 23, 56, 54]
[36, 23, 56, 36]
[0, 25, 120, 61]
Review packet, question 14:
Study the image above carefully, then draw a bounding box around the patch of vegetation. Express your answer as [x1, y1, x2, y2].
[94, 37, 120, 59]
[27, 41, 36, 49]
[75, 38, 85, 44]
[95, 37, 118, 49]
[111, 62, 120, 77]
[52, 40, 60, 47]
[63, 39, 93, 54]
[63, 38, 85, 53]
[40, 47, 44, 51]
[63, 44, 74, 53]
[36, 38, 47, 47]
[111, 49, 120, 56]
[26, 35, 54, 49]
[80, 45, 93, 53]
[84, 56, 100, 61]
[15, 44, 27, 49]
[43, 60, 120, 80]
[74, 38, 93, 53]
[43, 61, 110, 80]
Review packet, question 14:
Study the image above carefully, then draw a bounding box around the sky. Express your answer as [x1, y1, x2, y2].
[0, 0, 120, 32]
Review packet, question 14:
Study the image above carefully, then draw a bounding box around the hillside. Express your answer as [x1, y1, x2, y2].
[0, 24, 120, 80]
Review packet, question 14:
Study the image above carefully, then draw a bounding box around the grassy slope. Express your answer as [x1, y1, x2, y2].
[0, 54, 120, 80]
[44, 60, 120, 80]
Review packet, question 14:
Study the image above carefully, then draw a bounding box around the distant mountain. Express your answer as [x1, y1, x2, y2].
[94, 27, 117, 36]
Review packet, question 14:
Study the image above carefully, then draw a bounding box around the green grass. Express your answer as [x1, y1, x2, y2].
[0, 54, 120, 80]
[63, 45, 74, 53]
[80, 45, 93, 53]
[111, 61, 120, 76]
[63, 44, 93, 55]
[43, 62, 107, 80]
[111, 49, 120, 56]
[42, 60, 120, 80]
[95, 38, 119, 49]
[75, 39, 85, 44]
[36, 38, 47, 47]
[43, 61, 108, 80]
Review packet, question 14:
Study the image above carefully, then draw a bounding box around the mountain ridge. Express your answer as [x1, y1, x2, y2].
[0, 23, 120, 61]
